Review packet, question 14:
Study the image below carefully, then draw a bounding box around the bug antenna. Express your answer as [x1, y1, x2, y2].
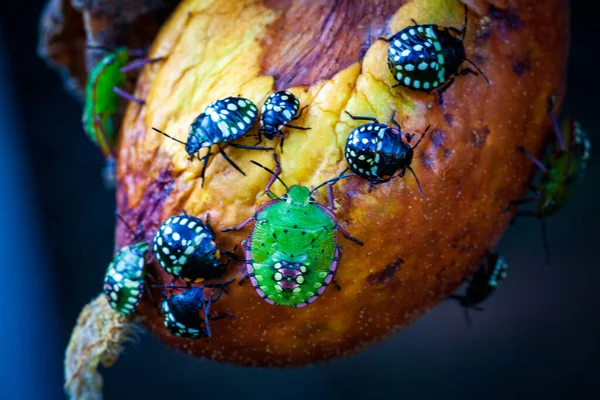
[310, 174, 355, 194]
[115, 213, 139, 239]
[407, 166, 423, 196]
[411, 126, 429, 150]
[464, 58, 490, 84]
[250, 160, 289, 190]
[152, 127, 188, 146]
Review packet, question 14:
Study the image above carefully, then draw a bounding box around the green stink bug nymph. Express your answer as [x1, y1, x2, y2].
[83, 46, 162, 159]
[506, 98, 591, 262]
[103, 214, 149, 315]
[222, 156, 363, 308]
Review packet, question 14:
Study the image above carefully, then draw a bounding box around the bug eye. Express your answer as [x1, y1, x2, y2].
[282, 194, 289, 200]
[308, 197, 316, 203]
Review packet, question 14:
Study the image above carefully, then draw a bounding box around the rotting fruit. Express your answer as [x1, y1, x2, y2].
[110, 0, 568, 366]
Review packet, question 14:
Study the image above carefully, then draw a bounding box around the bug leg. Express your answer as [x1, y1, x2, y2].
[459, 67, 478, 76]
[206, 279, 235, 302]
[378, 35, 393, 42]
[228, 143, 273, 151]
[345, 111, 379, 124]
[238, 273, 254, 285]
[332, 278, 342, 291]
[199, 149, 212, 187]
[436, 78, 456, 105]
[327, 184, 335, 211]
[503, 193, 541, 212]
[279, 132, 285, 153]
[410, 126, 429, 150]
[290, 105, 309, 122]
[447, 26, 463, 36]
[221, 248, 243, 262]
[265, 153, 283, 195]
[221, 213, 257, 232]
[219, 145, 246, 176]
[411, 18, 419, 26]
[548, 100, 566, 153]
[93, 115, 117, 158]
[407, 166, 424, 195]
[120, 56, 164, 73]
[283, 124, 310, 131]
[255, 129, 264, 146]
[336, 223, 364, 246]
[209, 312, 236, 321]
[517, 146, 548, 174]
[390, 110, 401, 130]
[112, 86, 145, 105]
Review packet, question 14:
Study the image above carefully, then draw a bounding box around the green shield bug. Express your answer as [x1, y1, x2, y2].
[222, 155, 363, 308]
[83, 46, 162, 185]
[103, 214, 149, 316]
[506, 98, 591, 262]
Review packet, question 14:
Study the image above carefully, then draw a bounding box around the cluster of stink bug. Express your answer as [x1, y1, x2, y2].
[84, 6, 590, 339]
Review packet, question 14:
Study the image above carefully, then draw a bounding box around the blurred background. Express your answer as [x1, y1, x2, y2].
[0, 2, 598, 399]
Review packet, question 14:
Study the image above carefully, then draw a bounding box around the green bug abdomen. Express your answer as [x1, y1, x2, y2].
[246, 201, 338, 308]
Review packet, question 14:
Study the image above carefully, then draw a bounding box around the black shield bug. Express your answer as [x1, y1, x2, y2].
[379, 5, 489, 94]
[342, 110, 428, 194]
[156, 281, 234, 339]
[448, 252, 507, 325]
[153, 212, 226, 283]
[258, 91, 310, 151]
[153, 96, 272, 186]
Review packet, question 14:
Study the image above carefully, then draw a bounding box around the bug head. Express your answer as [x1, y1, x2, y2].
[259, 125, 278, 140]
[283, 185, 315, 205]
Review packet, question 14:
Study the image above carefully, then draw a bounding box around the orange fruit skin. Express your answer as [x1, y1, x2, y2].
[116, 0, 569, 366]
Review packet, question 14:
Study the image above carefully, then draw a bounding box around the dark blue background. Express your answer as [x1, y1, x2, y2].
[0, 3, 598, 399]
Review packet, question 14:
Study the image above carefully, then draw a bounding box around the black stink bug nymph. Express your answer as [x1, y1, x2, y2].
[258, 91, 310, 151]
[153, 96, 272, 186]
[379, 5, 489, 93]
[154, 212, 225, 283]
[158, 281, 234, 339]
[343, 111, 428, 194]
[449, 252, 508, 325]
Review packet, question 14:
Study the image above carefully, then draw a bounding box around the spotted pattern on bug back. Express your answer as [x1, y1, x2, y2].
[345, 121, 415, 184]
[161, 287, 210, 339]
[260, 91, 300, 138]
[386, 24, 466, 91]
[103, 242, 149, 315]
[188, 97, 258, 149]
[154, 214, 225, 282]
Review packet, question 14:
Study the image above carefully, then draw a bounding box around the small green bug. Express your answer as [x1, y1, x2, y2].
[83, 46, 162, 186]
[506, 99, 590, 261]
[222, 155, 363, 308]
[103, 214, 149, 315]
